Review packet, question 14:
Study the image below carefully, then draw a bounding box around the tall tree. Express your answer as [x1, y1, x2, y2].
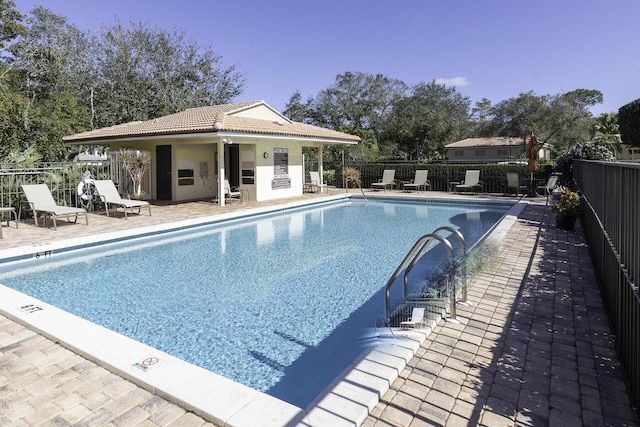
[544, 89, 602, 148]
[485, 91, 547, 141]
[94, 19, 246, 127]
[469, 98, 493, 137]
[2, 8, 245, 160]
[486, 89, 602, 152]
[283, 90, 315, 124]
[0, 0, 25, 52]
[290, 71, 408, 162]
[619, 98, 640, 147]
[311, 72, 408, 134]
[4, 7, 91, 159]
[384, 81, 471, 160]
[0, 0, 27, 157]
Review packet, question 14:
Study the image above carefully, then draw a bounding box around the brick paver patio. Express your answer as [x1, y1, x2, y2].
[0, 192, 637, 426]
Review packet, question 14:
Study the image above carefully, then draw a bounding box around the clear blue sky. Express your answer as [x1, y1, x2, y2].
[16, 0, 640, 116]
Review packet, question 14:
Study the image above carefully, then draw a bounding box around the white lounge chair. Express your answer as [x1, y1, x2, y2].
[400, 307, 425, 329]
[536, 175, 559, 199]
[93, 180, 151, 219]
[372, 169, 396, 191]
[308, 171, 327, 193]
[455, 170, 481, 194]
[504, 172, 527, 196]
[403, 170, 431, 192]
[224, 179, 243, 203]
[19, 184, 88, 230]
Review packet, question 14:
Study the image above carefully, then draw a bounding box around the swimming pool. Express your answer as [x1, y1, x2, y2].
[0, 197, 511, 408]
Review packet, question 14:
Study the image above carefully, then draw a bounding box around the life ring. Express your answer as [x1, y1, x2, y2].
[77, 179, 95, 200]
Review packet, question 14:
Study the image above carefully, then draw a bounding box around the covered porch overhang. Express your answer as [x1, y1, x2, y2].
[66, 131, 358, 206]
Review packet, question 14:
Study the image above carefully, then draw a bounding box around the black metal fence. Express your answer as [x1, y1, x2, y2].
[574, 160, 640, 411]
[0, 157, 138, 213]
[311, 160, 557, 193]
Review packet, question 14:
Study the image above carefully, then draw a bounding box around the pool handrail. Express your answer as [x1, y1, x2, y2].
[384, 232, 454, 318]
[345, 178, 367, 202]
[432, 226, 467, 303]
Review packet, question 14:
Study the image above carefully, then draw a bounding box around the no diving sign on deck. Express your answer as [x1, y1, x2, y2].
[133, 356, 160, 372]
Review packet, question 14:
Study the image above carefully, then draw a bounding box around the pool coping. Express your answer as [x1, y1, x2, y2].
[0, 195, 527, 426]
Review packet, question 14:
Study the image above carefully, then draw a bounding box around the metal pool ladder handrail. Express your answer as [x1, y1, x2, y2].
[345, 180, 367, 202]
[384, 232, 455, 317]
[432, 226, 467, 303]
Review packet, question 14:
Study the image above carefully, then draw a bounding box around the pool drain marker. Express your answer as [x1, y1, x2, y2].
[20, 304, 44, 314]
[132, 356, 160, 371]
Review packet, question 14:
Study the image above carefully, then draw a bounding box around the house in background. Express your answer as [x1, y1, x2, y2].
[445, 137, 552, 163]
[64, 100, 360, 205]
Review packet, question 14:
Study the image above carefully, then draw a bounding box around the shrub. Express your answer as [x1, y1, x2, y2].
[556, 142, 614, 183]
[619, 98, 640, 147]
[551, 188, 582, 217]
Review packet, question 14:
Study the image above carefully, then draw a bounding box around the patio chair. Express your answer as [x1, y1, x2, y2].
[224, 179, 243, 203]
[400, 307, 425, 329]
[455, 170, 481, 194]
[93, 180, 151, 219]
[371, 169, 396, 191]
[536, 175, 559, 199]
[504, 172, 527, 196]
[403, 170, 431, 192]
[19, 184, 88, 230]
[308, 171, 327, 193]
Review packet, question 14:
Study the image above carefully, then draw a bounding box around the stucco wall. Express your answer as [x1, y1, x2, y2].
[254, 140, 303, 202]
[108, 136, 309, 202]
[175, 144, 216, 201]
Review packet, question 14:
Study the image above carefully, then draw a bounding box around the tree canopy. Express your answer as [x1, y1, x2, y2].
[93, 19, 244, 128]
[0, 6, 245, 161]
[0, 0, 25, 51]
[383, 81, 470, 160]
[481, 89, 603, 151]
[287, 74, 604, 160]
[0, 5, 616, 162]
[619, 98, 640, 147]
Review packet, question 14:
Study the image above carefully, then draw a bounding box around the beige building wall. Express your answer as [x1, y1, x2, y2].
[107, 133, 330, 203]
[174, 144, 216, 201]
[254, 140, 303, 202]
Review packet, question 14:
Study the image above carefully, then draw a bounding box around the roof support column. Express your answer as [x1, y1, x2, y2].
[318, 147, 324, 190]
[218, 140, 225, 206]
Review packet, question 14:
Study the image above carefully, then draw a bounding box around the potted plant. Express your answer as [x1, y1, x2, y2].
[343, 167, 361, 188]
[120, 149, 151, 199]
[551, 187, 582, 230]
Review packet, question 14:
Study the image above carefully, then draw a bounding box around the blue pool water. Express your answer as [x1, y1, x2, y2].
[0, 198, 510, 407]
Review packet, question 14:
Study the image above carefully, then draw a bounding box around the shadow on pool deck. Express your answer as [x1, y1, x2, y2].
[0, 190, 637, 426]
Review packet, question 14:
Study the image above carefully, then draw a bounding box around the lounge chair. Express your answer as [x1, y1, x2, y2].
[371, 169, 396, 191]
[93, 180, 151, 219]
[403, 170, 431, 192]
[504, 172, 527, 196]
[455, 170, 481, 194]
[400, 307, 425, 329]
[224, 179, 243, 203]
[19, 184, 88, 230]
[536, 175, 559, 199]
[308, 171, 327, 193]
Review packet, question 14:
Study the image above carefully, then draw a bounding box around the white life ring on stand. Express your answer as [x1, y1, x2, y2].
[77, 179, 95, 200]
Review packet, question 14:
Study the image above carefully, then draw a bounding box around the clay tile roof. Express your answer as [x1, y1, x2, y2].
[63, 100, 360, 144]
[445, 137, 524, 148]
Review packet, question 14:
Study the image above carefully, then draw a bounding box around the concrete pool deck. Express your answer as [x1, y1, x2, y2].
[0, 190, 637, 426]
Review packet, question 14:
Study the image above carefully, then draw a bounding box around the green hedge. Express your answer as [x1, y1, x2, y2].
[619, 98, 640, 147]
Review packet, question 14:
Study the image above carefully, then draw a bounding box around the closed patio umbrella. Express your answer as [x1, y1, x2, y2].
[525, 135, 539, 195]
[526, 134, 538, 173]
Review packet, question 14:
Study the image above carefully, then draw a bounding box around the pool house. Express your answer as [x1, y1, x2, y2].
[63, 100, 360, 205]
